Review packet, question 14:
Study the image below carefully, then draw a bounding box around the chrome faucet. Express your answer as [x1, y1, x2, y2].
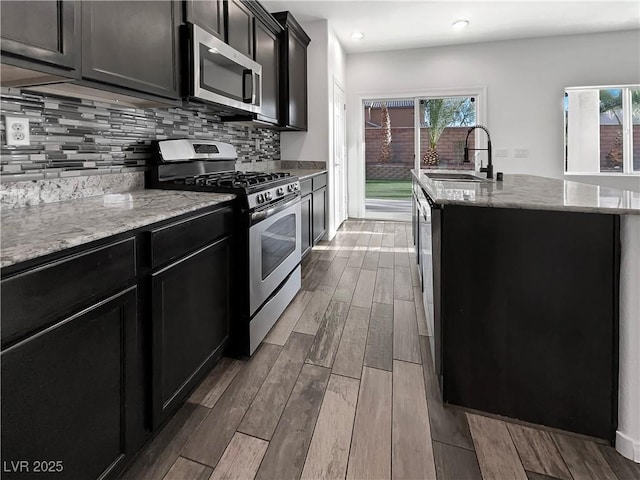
[463, 125, 493, 179]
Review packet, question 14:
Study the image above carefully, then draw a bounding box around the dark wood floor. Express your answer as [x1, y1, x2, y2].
[122, 220, 640, 480]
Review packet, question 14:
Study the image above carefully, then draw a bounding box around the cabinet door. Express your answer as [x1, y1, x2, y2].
[81, 1, 180, 99]
[0, 0, 78, 73]
[254, 18, 279, 124]
[226, 0, 254, 58]
[151, 238, 230, 427]
[1, 287, 139, 480]
[286, 30, 308, 130]
[186, 0, 225, 40]
[312, 187, 327, 244]
[301, 193, 312, 257]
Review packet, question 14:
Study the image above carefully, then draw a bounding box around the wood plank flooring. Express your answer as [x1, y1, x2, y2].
[123, 219, 638, 480]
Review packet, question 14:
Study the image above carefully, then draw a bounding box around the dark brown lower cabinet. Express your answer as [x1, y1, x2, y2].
[300, 173, 327, 258]
[1, 287, 140, 480]
[151, 236, 231, 428]
[433, 204, 619, 441]
[0, 202, 235, 479]
[301, 193, 312, 257]
[312, 186, 327, 244]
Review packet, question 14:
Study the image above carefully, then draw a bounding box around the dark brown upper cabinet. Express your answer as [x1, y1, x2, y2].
[186, 0, 225, 40]
[0, 0, 80, 79]
[81, 1, 181, 99]
[226, 0, 254, 58]
[253, 15, 280, 125]
[273, 11, 311, 131]
[219, 1, 282, 127]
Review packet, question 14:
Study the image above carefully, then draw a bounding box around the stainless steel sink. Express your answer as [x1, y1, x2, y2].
[426, 172, 490, 182]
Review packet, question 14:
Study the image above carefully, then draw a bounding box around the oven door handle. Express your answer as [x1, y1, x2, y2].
[250, 196, 300, 224]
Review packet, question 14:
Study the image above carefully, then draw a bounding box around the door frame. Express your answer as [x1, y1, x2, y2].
[349, 86, 487, 219]
[332, 77, 347, 233]
[329, 76, 347, 239]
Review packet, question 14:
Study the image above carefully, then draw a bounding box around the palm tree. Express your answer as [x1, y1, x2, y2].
[378, 103, 392, 163]
[421, 98, 471, 166]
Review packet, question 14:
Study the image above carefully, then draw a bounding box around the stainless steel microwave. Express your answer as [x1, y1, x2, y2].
[189, 24, 262, 114]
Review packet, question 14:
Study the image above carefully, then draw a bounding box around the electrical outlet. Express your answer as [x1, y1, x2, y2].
[514, 148, 529, 158]
[4, 116, 30, 146]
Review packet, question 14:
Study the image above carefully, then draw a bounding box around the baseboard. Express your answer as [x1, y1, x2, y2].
[616, 430, 640, 463]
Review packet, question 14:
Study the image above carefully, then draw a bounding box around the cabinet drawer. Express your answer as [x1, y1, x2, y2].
[312, 173, 327, 190]
[300, 178, 312, 196]
[1, 237, 136, 347]
[149, 207, 233, 269]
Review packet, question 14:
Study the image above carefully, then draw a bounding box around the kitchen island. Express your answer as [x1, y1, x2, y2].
[412, 170, 640, 461]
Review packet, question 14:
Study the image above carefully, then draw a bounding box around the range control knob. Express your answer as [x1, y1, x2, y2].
[294, 183, 300, 191]
[256, 193, 265, 204]
[276, 187, 285, 196]
[287, 184, 294, 192]
[265, 191, 273, 201]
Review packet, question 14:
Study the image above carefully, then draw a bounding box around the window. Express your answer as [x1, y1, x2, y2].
[565, 85, 640, 175]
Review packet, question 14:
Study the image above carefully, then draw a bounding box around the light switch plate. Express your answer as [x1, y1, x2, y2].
[4, 116, 30, 146]
[495, 149, 509, 158]
[514, 148, 529, 158]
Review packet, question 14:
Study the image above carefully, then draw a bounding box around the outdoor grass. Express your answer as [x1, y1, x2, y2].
[365, 179, 412, 200]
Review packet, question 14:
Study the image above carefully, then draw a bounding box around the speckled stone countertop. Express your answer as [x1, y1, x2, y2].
[1, 190, 236, 268]
[412, 170, 640, 215]
[279, 169, 327, 180]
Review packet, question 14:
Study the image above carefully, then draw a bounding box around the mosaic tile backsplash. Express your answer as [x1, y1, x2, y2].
[0, 87, 280, 182]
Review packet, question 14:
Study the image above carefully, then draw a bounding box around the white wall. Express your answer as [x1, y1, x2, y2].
[281, 20, 347, 238]
[346, 29, 640, 214]
[327, 26, 347, 236]
[280, 21, 329, 162]
[619, 214, 640, 462]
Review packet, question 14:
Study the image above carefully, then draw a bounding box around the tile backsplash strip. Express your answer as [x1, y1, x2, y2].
[0, 87, 280, 181]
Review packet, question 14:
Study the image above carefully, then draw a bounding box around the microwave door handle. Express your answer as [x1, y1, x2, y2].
[243, 69, 255, 104]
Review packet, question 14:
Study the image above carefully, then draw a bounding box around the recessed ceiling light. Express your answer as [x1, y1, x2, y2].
[351, 32, 365, 40]
[451, 20, 469, 31]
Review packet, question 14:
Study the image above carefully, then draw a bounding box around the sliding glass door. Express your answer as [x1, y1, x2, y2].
[361, 92, 480, 220]
[363, 99, 415, 220]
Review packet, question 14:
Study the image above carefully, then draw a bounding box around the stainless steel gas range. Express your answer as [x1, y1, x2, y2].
[147, 139, 301, 356]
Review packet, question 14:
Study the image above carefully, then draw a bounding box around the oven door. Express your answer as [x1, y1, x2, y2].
[249, 197, 301, 315]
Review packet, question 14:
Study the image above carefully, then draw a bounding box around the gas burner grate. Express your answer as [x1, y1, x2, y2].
[175, 171, 292, 189]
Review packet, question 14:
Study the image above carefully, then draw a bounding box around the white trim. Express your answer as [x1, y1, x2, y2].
[622, 88, 632, 174]
[564, 172, 640, 177]
[566, 84, 640, 91]
[350, 87, 487, 218]
[331, 75, 347, 236]
[616, 430, 640, 463]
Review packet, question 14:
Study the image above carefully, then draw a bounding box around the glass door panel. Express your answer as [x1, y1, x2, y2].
[363, 98, 414, 220]
[418, 96, 477, 170]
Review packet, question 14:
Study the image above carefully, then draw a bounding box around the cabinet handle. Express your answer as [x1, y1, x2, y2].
[243, 69, 255, 104]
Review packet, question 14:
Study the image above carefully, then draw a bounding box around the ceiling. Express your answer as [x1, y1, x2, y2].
[261, 1, 640, 53]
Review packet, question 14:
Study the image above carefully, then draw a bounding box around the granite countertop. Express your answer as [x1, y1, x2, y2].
[412, 170, 640, 215]
[1, 190, 236, 268]
[279, 169, 327, 180]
